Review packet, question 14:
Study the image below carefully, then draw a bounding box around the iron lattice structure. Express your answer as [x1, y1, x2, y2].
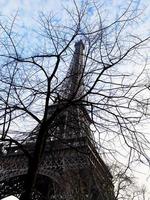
[0, 41, 115, 200]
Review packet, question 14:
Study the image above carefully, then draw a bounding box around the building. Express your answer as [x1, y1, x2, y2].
[0, 40, 115, 200]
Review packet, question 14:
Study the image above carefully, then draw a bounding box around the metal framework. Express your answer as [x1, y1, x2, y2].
[0, 41, 115, 200]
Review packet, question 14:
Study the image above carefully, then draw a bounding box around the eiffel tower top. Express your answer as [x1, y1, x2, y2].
[60, 40, 85, 101]
[22, 40, 90, 142]
[74, 39, 85, 49]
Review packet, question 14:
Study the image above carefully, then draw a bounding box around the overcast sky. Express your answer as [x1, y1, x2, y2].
[1, 0, 150, 199]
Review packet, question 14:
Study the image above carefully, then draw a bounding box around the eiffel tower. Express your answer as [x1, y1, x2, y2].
[0, 40, 115, 200]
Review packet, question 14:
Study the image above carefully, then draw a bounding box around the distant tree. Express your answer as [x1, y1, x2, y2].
[0, 0, 149, 199]
[112, 164, 148, 200]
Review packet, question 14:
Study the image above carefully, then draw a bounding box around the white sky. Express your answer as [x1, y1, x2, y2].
[2, 197, 18, 200]
[1, 0, 150, 199]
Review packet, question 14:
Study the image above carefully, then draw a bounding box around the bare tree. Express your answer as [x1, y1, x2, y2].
[0, 0, 150, 199]
[112, 164, 148, 200]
